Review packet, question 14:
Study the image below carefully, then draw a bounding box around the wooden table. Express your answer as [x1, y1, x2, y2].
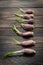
[0, 0, 43, 65]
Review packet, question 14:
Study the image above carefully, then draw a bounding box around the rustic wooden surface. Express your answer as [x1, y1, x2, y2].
[0, 0, 43, 65]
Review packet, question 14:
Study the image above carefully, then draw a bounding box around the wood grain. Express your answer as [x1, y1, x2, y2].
[0, 0, 43, 65]
[0, 27, 43, 36]
[0, 0, 43, 7]
[0, 36, 43, 43]
[0, 8, 43, 15]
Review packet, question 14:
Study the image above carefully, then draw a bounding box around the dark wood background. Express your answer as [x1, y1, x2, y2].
[0, 0, 43, 65]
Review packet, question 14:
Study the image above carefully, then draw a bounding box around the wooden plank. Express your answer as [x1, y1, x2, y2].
[0, 16, 43, 22]
[0, 8, 43, 16]
[0, 36, 43, 43]
[0, 16, 43, 27]
[0, 27, 43, 36]
[0, 41, 43, 52]
[0, 20, 43, 28]
[0, 1, 43, 7]
[0, 0, 43, 2]
[0, 56, 43, 65]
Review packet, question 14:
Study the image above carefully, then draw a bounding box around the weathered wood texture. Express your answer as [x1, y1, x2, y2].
[0, 0, 43, 65]
[0, 0, 43, 7]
